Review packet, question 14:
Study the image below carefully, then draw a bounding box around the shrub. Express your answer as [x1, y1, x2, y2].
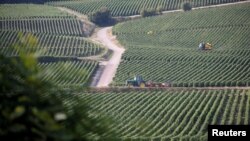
[200, 82, 204, 87]
[241, 81, 247, 86]
[173, 83, 178, 87]
[183, 82, 188, 87]
[210, 81, 215, 87]
[183, 2, 192, 11]
[188, 82, 193, 87]
[231, 81, 236, 86]
[236, 81, 239, 86]
[215, 82, 220, 87]
[140, 8, 157, 17]
[204, 82, 210, 87]
[88, 7, 114, 26]
[195, 82, 200, 87]
[178, 82, 184, 87]
[226, 81, 231, 87]
[220, 82, 225, 87]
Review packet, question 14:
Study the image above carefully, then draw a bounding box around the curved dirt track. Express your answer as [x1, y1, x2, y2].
[95, 27, 125, 87]
[57, 7, 125, 87]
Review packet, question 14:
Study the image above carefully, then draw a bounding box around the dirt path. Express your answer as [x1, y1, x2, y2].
[57, 7, 88, 20]
[57, 7, 125, 87]
[95, 27, 125, 87]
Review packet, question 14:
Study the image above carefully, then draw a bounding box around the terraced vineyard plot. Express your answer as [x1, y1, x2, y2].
[47, 0, 243, 16]
[0, 31, 104, 57]
[39, 60, 98, 87]
[62, 89, 250, 140]
[0, 4, 84, 36]
[0, 4, 104, 87]
[112, 3, 250, 86]
[0, 4, 69, 18]
[0, 17, 83, 36]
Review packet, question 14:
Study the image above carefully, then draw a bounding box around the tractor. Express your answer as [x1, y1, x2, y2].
[126, 75, 146, 88]
[199, 42, 212, 50]
[126, 75, 171, 88]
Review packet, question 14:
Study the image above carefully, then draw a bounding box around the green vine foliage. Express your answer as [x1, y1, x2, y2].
[0, 34, 116, 141]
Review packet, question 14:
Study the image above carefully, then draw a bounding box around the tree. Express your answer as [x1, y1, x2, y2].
[0, 34, 115, 141]
[183, 2, 192, 11]
[88, 7, 113, 26]
[140, 8, 157, 17]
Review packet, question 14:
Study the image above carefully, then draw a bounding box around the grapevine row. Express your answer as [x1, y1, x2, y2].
[39, 60, 98, 87]
[112, 3, 250, 86]
[0, 31, 104, 57]
[0, 17, 83, 36]
[47, 0, 244, 16]
[0, 4, 70, 18]
[61, 89, 250, 140]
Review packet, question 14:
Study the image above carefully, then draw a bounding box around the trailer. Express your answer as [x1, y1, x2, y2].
[126, 75, 171, 88]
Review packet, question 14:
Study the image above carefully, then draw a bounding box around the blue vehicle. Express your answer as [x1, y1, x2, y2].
[126, 75, 146, 88]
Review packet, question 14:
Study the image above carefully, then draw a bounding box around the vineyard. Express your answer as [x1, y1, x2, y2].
[0, 5, 83, 36]
[0, 17, 84, 36]
[46, 0, 244, 16]
[0, 4, 103, 86]
[0, 4, 69, 17]
[39, 60, 98, 87]
[62, 89, 250, 140]
[1, 1, 250, 140]
[112, 3, 250, 86]
[0, 31, 104, 57]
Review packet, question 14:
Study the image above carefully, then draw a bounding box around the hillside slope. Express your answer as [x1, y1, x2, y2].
[67, 89, 250, 140]
[47, 0, 245, 16]
[113, 3, 250, 87]
[0, 4, 104, 87]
